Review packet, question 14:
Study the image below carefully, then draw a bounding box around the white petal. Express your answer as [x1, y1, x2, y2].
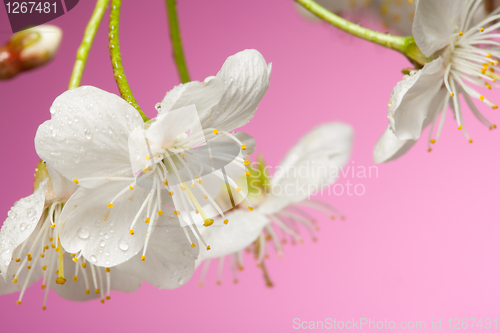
[0, 179, 47, 278]
[58, 182, 173, 267]
[373, 126, 417, 163]
[35, 86, 144, 188]
[147, 104, 203, 149]
[115, 218, 198, 289]
[46, 164, 78, 202]
[51, 255, 142, 301]
[258, 122, 353, 215]
[198, 209, 269, 259]
[232, 132, 256, 157]
[201, 49, 271, 131]
[413, 0, 467, 56]
[388, 58, 445, 140]
[159, 76, 224, 115]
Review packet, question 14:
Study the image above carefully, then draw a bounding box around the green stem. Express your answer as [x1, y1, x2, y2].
[109, 0, 149, 122]
[68, 0, 109, 90]
[295, 0, 431, 67]
[165, 0, 190, 83]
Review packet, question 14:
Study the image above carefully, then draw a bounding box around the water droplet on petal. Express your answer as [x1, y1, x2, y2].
[99, 241, 106, 247]
[77, 228, 90, 240]
[84, 129, 92, 140]
[90, 255, 97, 263]
[178, 277, 185, 285]
[119, 241, 129, 251]
[20, 223, 26, 231]
[26, 208, 36, 218]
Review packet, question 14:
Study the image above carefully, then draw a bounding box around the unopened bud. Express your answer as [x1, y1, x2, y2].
[0, 25, 62, 79]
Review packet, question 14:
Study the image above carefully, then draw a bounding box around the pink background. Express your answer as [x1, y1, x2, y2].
[1, 1, 499, 332]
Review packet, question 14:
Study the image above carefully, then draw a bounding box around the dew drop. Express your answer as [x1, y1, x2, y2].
[99, 241, 106, 247]
[20, 223, 26, 231]
[119, 241, 129, 251]
[77, 228, 90, 240]
[84, 129, 92, 140]
[90, 255, 97, 263]
[178, 277, 185, 285]
[49, 107, 56, 114]
[26, 208, 36, 218]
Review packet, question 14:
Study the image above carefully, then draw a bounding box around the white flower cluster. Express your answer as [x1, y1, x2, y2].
[0, 49, 354, 308]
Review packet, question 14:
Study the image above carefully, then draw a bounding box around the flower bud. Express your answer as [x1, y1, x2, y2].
[0, 25, 62, 79]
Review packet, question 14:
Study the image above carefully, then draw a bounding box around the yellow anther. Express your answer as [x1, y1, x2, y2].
[206, 245, 211, 251]
[223, 219, 229, 225]
[41, 285, 46, 289]
[106, 267, 110, 273]
[27, 255, 32, 261]
[95, 288, 100, 294]
[246, 171, 250, 176]
[129, 185, 135, 190]
[486, 82, 492, 89]
[169, 191, 174, 196]
[190, 184, 195, 188]
[101, 299, 105, 304]
[48, 237, 53, 242]
[450, 93, 455, 97]
[142, 168, 148, 173]
[73, 178, 79, 184]
[480, 95, 485, 101]
[458, 31, 463, 36]
[191, 243, 195, 248]
[469, 138, 473, 143]
[50, 224, 55, 229]
[42, 265, 47, 270]
[195, 209, 199, 214]
[129, 229, 135, 235]
[51, 244, 55, 249]
[197, 180, 204, 185]
[174, 210, 180, 215]
[145, 154, 151, 159]
[16, 300, 21, 305]
[480, 27, 484, 32]
[248, 206, 254, 211]
[213, 129, 218, 134]
[42, 306, 46, 310]
[486, 53, 492, 58]
[82, 263, 87, 268]
[195, 174, 199, 178]
[203, 219, 214, 227]
[158, 210, 163, 216]
[180, 153, 185, 158]
[72, 257, 78, 263]
[145, 217, 150, 224]
[428, 148, 432, 152]
[430, 139, 436, 144]
[241, 144, 247, 150]
[55, 270, 59, 274]
[493, 105, 498, 109]
[15, 258, 20, 262]
[180, 186, 186, 191]
[12, 278, 17, 283]
[27, 266, 31, 270]
[494, 124, 498, 128]
[55, 247, 61, 252]
[107, 203, 113, 209]
[105, 296, 111, 300]
[141, 255, 146, 261]
[70, 253, 75, 257]
[244, 160, 250, 165]
[85, 289, 90, 295]
[55, 277, 66, 285]
[235, 187, 241, 192]
[458, 125, 463, 130]
[164, 180, 168, 186]
[73, 276, 78, 281]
